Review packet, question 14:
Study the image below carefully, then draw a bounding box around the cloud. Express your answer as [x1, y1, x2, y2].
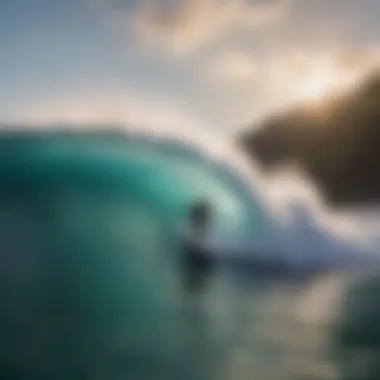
[4, 90, 210, 137]
[334, 49, 380, 73]
[134, 0, 291, 55]
[206, 49, 260, 84]
[227, 47, 380, 120]
[205, 46, 380, 91]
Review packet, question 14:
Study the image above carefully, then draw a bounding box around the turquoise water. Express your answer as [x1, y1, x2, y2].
[0, 132, 379, 379]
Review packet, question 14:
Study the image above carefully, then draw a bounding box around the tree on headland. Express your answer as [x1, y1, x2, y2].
[239, 71, 380, 207]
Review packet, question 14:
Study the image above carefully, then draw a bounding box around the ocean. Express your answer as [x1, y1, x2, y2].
[0, 131, 379, 379]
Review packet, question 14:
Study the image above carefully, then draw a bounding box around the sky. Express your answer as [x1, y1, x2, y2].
[2, 0, 380, 134]
[2, 0, 380, 252]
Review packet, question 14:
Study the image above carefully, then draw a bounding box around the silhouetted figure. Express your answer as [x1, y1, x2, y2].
[182, 200, 215, 292]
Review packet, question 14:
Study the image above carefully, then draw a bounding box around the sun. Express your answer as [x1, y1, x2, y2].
[297, 65, 339, 102]
[300, 72, 334, 101]
[296, 60, 354, 103]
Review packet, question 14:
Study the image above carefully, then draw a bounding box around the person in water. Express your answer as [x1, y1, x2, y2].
[182, 199, 215, 291]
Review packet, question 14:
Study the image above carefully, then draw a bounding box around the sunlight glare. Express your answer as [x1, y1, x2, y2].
[295, 59, 357, 103]
[298, 65, 338, 101]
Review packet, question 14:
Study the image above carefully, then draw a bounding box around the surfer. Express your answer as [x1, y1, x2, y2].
[181, 199, 215, 291]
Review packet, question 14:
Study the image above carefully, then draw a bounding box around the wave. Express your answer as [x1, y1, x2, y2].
[0, 129, 275, 377]
[1, 129, 380, 379]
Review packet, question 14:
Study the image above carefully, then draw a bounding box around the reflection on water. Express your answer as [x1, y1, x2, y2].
[179, 266, 380, 380]
[182, 269, 320, 380]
